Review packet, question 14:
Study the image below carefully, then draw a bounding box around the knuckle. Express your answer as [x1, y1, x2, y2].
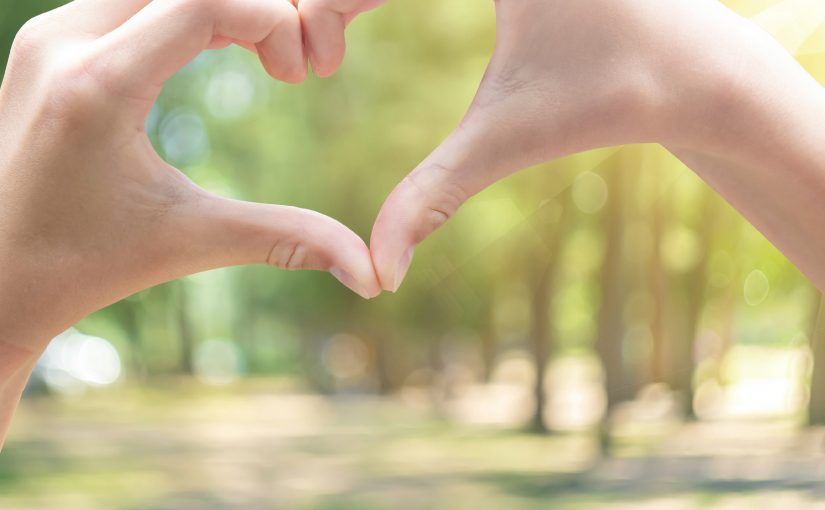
[40, 57, 108, 121]
[425, 184, 464, 231]
[11, 14, 53, 58]
[421, 208, 450, 241]
[79, 39, 163, 103]
[404, 168, 468, 243]
[267, 239, 309, 271]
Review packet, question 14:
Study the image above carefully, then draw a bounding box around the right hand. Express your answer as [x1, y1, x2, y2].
[368, 0, 767, 292]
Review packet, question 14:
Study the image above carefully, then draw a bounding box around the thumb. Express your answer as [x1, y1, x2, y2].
[173, 193, 381, 299]
[370, 113, 530, 293]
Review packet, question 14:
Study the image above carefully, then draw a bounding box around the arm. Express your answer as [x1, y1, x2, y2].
[369, 0, 825, 292]
[0, 348, 38, 452]
[666, 53, 825, 286]
[0, 0, 384, 449]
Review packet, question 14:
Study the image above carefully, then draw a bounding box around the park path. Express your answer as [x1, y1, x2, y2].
[1, 389, 825, 509]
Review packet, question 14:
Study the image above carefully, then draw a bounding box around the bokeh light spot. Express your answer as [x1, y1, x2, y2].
[159, 110, 209, 166]
[205, 70, 255, 120]
[661, 226, 702, 273]
[744, 269, 770, 306]
[37, 329, 122, 395]
[572, 171, 608, 214]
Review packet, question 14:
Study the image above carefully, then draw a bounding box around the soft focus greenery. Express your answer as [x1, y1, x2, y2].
[2, 0, 825, 508]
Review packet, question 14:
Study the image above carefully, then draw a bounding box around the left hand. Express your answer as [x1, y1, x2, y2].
[0, 0, 384, 352]
[367, 0, 798, 292]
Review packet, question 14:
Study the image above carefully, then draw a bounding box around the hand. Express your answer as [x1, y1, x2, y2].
[369, 0, 801, 292]
[0, 0, 383, 354]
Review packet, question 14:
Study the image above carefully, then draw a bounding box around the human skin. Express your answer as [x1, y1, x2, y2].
[369, 0, 825, 294]
[0, 0, 383, 449]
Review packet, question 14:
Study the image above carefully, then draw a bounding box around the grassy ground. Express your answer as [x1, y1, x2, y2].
[1, 382, 825, 509]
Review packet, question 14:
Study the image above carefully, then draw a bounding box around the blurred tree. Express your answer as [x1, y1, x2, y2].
[649, 158, 670, 385]
[368, 322, 399, 394]
[479, 299, 497, 383]
[595, 154, 631, 452]
[107, 299, 148, 380]
[808, 293, 825, 425]
[175, 281, 195, 375]
[701, 207, 744, 394]
[667, 188, 718, 419]
[526, 195, 572, 434]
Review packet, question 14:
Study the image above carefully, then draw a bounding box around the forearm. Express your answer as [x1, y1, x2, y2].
[0, 343, 39, 451]
[665, 20, 825, 289]
[0, 256, 67, 449]
[0, 249, 77, 349]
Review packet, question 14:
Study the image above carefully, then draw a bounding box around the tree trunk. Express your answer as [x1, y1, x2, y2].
[669, 191, 716, 419]
[649, 166, 668, 384]
[526, 196, 571, 434]
[176, 281, 195, 375]
[529, 259, 555, 433]
[481, 304, 497, 384]
[370, 323, 397, 395]
[121, 302, 147, 381]
[595, 163, 629, 453]
[808, 293, 825, 425]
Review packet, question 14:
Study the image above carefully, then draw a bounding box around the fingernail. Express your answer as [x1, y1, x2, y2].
[331, 268, 371, 300]
[390, 248, 414, 293]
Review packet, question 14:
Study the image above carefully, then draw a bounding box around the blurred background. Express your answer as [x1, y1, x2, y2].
[2, 0, 825, 508]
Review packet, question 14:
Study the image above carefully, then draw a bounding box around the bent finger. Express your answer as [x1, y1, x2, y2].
[87, 0, 306, 102]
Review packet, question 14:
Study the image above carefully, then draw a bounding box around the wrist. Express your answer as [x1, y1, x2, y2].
[0, 247, 75, 353]
[0, 341, 39, 451]
[682, 58, 824, 169]
[656, 11, 825, 167]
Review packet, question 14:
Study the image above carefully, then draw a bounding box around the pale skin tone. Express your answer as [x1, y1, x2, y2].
[1, 0, 824, 448]
[371, 0, 825, 292]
